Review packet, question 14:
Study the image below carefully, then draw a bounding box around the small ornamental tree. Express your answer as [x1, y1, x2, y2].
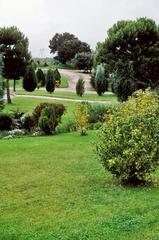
[96, 89, 159, 185]
[36, 68, 45, 88]
[76, 76, 85, 97]
[95, 64, 108, 96]
[23, 65, 37, 92]
[74, 102, 89, 135]
[46, 69, 55, 93]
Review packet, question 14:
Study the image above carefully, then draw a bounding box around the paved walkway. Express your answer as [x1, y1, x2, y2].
[15, 94, 112, 104]
[59, 69, 93, 91]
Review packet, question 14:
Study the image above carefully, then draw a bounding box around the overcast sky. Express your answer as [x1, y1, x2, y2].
[1, 0, 158, 57]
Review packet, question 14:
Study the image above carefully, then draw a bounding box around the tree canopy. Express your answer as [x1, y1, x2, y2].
[49, 32, 91, 64]
[0, 26, 31, 103]
[74, 52, 93, 72]
[94, 17, 159, 101]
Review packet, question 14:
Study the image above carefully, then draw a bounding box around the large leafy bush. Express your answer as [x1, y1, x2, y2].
[96, 89, 159, 185]
[33, 103, 65, 126]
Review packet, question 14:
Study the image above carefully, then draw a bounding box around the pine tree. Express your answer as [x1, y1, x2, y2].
[46, 69, 55, 93]
[54, 68, 61, 80]
[36, 68, 45, 88]
[0, 26, 31, 103]
[23, 65, 37, 92]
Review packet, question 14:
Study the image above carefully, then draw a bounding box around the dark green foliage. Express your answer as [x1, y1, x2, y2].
[43, 62, 48, 67]
[11, 109, 25, 129]
[74, 52, 93, 72]
[53, 68, 61, 80]
[0, 113, 12, 130]
[88, 104, 107, 123]
[29, 59, 37, 70]
[0, 26, 31, 103]
[95, 64, 108, 96]
[95, 17, 159, 101]
[111, 61, 135, 101]
[36, 68, 45, 87]
[46, 69, 55, 93]
[0, 76, 4, 111]
[38, 106, 56, 135]
[0, 55, 4, 110]
[32, 102, 65, 126]
[22, 115, 35, 132]
[11, 109, 24, 119]
[49, 32, 91, 64]
[76, 76, 85, 97]
[23, 65, 37, 92]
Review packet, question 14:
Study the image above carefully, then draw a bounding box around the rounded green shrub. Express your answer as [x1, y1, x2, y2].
[32, 102, 65, 126]
[96, 89, 159, 185]
[38, 106, 56, 135]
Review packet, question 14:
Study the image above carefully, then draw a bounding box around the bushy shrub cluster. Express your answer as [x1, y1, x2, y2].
[96, 89, 159, 185]
[33, 102, 65, 135]
[33, 103, 65, 126]
[0, 102, 65, 138]
[38, 106, 56, 135]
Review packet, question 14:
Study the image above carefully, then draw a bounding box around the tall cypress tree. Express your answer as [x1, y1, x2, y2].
[46, 69, 55, 93]
[23, 65, 37, 92]
[95, 64, 108, 96]
[36, 68, 45, 88]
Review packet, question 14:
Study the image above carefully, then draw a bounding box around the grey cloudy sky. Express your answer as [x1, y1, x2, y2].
[1, 0, 158, 57]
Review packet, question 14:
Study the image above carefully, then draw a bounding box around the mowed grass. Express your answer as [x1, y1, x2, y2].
[15, 89, 117, 102]
[0, 132, 159, 240]
[3, 97, 76, 115]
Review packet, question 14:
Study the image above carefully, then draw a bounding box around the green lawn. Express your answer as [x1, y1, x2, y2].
[0, 131, 159, 240]
[15, 90, 117, 102]
[3, 97, 76, 114]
